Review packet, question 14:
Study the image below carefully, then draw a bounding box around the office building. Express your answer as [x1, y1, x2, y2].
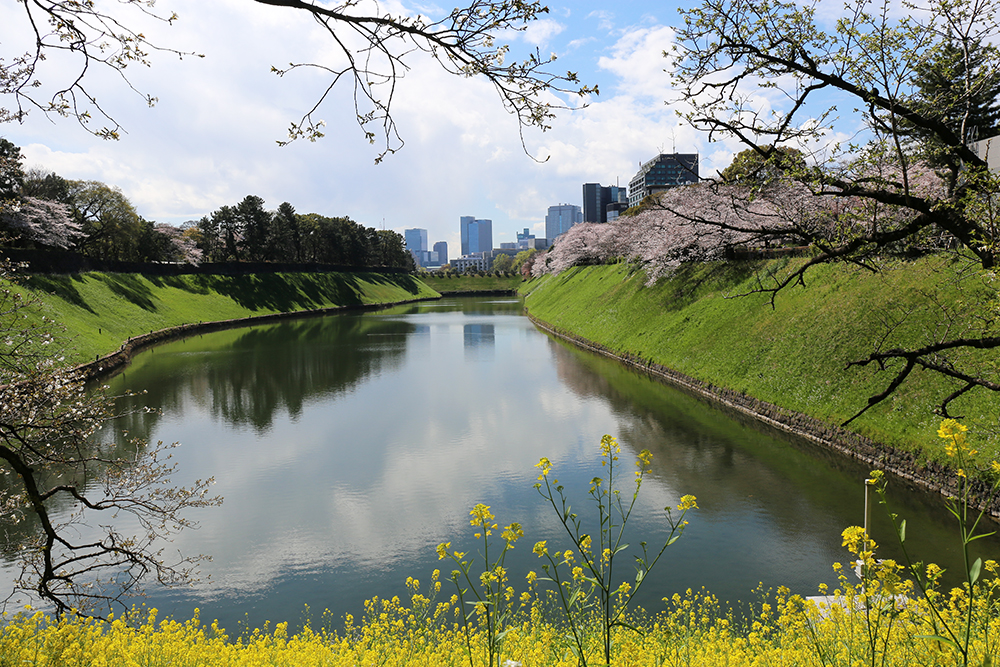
[460, 216, 493, 255]
[404, 228, 428, 253]
[628, 153, 699, 207]
[582, 184, 629, 223]
[433, 241, 448, 266]
[545, 204, 582, 242]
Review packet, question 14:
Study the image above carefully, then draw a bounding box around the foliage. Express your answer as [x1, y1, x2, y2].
[66, 180, 154, 261]
[511, 249, 537, 274]
[520, 259, 1000, 467]
[865, 420, 1000, 667]
[438, 505, 524, 667]
[196, 202, 412, 270]
[669, 0, 1000, 414]
[0, 137, 23, 199]
[0, 196, 80, 249]
[531, 182, 816, 283]
[0, 260, 221, 615]
[0, 138, 81, 249]
[2, 1, 593, 159]
[491, 254, 514, 274]
[905, 35, 1000, 170]
[0, 425, 998, 665]
[718, 147, 807, 184]
[532, 435, 697, 667]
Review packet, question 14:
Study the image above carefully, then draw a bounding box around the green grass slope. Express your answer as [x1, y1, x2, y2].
[521, 255, 1000, 470]
[417, 274, 521, 292]
[17, 271, 439, 365]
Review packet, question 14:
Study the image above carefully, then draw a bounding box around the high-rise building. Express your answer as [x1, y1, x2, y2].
[433, 241, 448, 266]
[628, 153, 699, 207]
[545, 204, 582, 241]
[460, 216, 493, 255]
[404, 228, 428, 253]
[460, 216, 475, 256]
[583, 183, 630, 223]
[404, 228, 429, 267]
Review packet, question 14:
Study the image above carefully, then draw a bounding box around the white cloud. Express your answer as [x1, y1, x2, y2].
[587, 10, 616, 32]
[597, 25, 678, 101]
[521, 19, 567, 47]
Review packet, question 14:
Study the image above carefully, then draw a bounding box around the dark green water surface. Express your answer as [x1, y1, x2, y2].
[12, 296, 999, 631]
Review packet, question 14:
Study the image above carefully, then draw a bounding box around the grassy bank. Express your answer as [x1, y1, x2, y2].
[418, 274, 521, 293]
[16, 272, 439, 365]
[520, 255, 1000, 470]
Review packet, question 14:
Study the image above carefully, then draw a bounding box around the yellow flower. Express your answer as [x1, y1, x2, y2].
[991, 461, 1000, 475]
[637, 449, 653, 474]
[677, 495, 698, 511]
[436, 542, 451, 560]
[526, 570, 537, 584]
[536, 457, 553, 479]
[469, 503, 494, 527]
[937, 419, 968, 439]
[532, 541, 548, 557]
[501, 522, 524, 545]
[600, 434, 620, 458]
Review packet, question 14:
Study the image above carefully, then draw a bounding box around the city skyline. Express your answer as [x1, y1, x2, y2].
[0, 1, 754, 257]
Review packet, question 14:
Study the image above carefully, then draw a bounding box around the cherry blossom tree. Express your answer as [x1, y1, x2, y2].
[0, 196, 81, 249]
[0, 259, 221, 615]
[660, 0, 1000, 418]
[152, 223, 203, 265]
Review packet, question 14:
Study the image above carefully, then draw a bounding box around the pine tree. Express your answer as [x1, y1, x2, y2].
[907, 36, 1000, 165]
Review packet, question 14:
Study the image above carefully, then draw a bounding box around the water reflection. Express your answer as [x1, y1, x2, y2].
[546, 337, 998, 593]
[464, 323, 495, 361]
[107, 313, 415, 441]
[2, 296, 993, 632]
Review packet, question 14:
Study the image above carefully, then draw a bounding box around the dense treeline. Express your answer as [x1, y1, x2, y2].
[193, 198, 413, 269]
[0, 138, 413, 271]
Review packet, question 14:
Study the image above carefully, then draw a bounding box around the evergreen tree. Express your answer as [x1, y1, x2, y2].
[907, 36, 1000, 166]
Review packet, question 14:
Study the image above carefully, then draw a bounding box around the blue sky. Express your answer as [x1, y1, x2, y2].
[0, 0, 841, 259]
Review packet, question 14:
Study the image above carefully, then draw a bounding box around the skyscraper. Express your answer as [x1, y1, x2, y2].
[460, 216, 492, 255]
[404, 228, 428, 253]
[404, 228, 429, 267]
[460, 216, 475, 256]
[583, 183, 630, 223]
[433, 241, 448, 265]
[545, 204, 582, 241]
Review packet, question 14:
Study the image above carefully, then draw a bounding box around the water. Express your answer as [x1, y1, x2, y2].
[2, 296, 995, 631]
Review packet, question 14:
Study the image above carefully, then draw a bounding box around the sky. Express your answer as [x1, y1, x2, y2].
[0, 0, 842, 259]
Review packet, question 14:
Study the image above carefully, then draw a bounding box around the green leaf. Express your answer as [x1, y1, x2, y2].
[967, 531, 997, 543]
[636, 569, 645, 584]
[971, 557, 982, 584]
[899, 519, 906, 543]
[916, 634, 961, 651]
[611, 619, 645, 635]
